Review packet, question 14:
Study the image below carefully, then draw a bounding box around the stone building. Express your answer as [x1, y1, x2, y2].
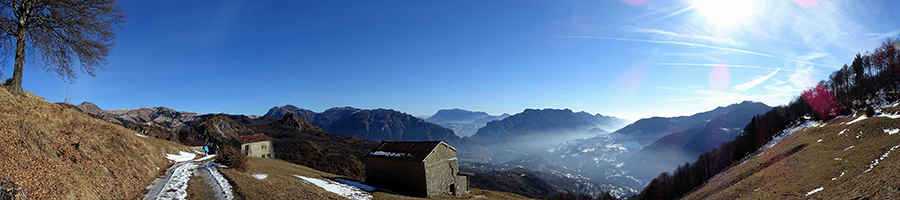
[227, 134, 274, 158]
[365, 141, 471, 197]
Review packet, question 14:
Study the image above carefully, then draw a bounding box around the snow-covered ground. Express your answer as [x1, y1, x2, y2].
[863, 143, 900, 173]
[135, 133, 149, 138]
[144, 152, 233, 200]
[293, 175, 372, 200]
[805, 187, 824, 196]
[166, 151, 197, 162]
[195, 154, 216, 162]
[198, 162, 234, 200]
[144, 161, 196, 200]
[759, 121, 823, 153]
[844, 115, 868, 125]
[251, 174, 268, 180]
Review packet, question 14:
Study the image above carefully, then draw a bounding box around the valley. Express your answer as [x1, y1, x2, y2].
[69, 98, 773, 199]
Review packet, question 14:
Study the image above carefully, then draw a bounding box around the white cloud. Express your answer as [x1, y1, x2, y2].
[553, 36, 828, 67]
[796, 52, 829, 61]
[789, 63, 818, 90]
[734, 69, 779, 92]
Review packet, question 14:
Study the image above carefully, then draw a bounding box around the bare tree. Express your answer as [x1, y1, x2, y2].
[0, 0, 124, 96]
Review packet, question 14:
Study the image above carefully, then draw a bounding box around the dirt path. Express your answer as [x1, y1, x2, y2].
[143, 154, 233, 200]
[187, 172, 217, 200]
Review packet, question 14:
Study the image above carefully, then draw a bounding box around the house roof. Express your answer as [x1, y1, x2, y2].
[234, 134, 272, 143]
[365, 141, 456, 161]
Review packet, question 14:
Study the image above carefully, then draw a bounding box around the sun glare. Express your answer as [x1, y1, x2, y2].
[694, 0, 757, 27]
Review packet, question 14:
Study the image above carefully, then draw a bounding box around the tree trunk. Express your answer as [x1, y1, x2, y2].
[9, 15, 27, 96]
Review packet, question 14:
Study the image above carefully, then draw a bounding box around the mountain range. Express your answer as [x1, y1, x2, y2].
[470, 108, 630, 154]
[73, 101, 768, 199]
[621, 101, 772, 182]
[543, 101, 771, 190]
[262, 105, 490, 154]
[424, 108, 510, 137]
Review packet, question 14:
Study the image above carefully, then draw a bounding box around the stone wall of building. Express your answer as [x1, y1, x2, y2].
[365, 157, 427, 196]
[241, 141, 273, 158]
[424, 144, 467, 197]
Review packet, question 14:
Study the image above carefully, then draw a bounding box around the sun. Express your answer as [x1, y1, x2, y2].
[693, 0, 757, 28]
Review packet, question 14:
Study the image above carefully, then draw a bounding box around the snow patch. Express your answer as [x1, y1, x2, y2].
[839, 129, 848, 135]
[805, 187, 824, 196]
[195, 154, 216, 162]
[158, 162, 197, 200]
[135, 133, 149, 138]
[817, 139, 822, 143]
[844, 146, 854, 151]
[845, 115, 868, 125]
[200, 162, 234, 200]
[251, 174, 268, 180]
[368, 151, 411, 158]
[293, 175, 372, 200]
[334, 178, 377, 192]
[760, 121, 822, 152]
[879, 112, 900, 119]
[884, 128, 899, 135]
[864, 143, 900, 173]
[166, 151, 196, 162]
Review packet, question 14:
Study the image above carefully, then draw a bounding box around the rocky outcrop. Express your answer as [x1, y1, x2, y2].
[264, 105, 317, 121]
[75, 102, 202, 131]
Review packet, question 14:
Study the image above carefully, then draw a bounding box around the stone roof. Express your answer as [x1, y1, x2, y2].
[234, 134, 272, 143]
[365, 141, 456, 161]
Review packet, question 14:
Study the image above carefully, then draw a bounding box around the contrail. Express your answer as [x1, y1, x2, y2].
[650, 63, 825, 75]
[552, 36, 830, 67]
[644, 5, 699, 24]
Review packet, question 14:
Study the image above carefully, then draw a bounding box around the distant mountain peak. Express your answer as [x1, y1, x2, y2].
[429, 108, 492, 124]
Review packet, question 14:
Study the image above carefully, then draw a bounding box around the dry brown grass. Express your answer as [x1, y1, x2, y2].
[683, 108, 900, 200]
[219, 157, 346, 200]
[0, 88, 188, 199]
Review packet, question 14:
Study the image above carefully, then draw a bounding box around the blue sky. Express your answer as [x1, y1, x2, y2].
[5, 0, 899, 120]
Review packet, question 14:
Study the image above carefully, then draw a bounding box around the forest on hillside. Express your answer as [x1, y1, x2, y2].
[632, 37, 900, 200]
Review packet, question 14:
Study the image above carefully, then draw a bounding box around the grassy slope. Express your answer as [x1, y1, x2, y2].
[0, 88, 188, 199]
[683, 106, 900, 199]
[222, 157, 533, 200]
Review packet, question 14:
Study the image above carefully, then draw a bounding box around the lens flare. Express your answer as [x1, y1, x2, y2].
[623, 0, 646, 6]
[709, 65, 730, 91]
[612, 62, 649, 100]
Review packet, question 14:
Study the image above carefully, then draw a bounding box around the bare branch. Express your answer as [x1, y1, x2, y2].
[1, 0, 124, 91]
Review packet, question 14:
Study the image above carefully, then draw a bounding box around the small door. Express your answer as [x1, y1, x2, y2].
[450, 183, 456, 196]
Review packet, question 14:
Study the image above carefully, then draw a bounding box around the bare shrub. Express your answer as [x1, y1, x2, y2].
[216, 146, 248, 172]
